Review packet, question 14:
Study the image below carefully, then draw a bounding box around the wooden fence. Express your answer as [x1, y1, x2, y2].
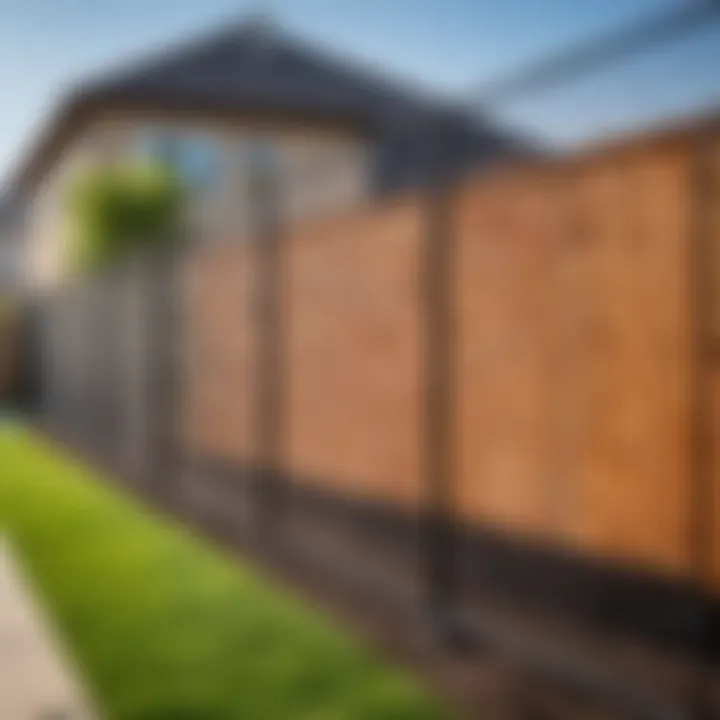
[40, 124, 720, 700]
[185, 130, 718, 586]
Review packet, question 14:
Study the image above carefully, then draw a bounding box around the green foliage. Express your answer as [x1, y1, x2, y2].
[67, 162, 183, 274]
[0, 428, 451, 720]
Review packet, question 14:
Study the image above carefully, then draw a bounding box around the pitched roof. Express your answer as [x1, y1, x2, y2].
[83, 18, 441, 123]
[9, 17, 529, 193]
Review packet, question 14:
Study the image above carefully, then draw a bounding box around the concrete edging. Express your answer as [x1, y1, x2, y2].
[0, 538, 96, 719]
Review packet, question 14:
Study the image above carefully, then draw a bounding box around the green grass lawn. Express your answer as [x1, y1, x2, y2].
[0, 428, 451, 720]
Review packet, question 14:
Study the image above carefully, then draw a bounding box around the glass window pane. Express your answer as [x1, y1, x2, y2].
[178, 137, 221, 192]
[136, 131, 221, 192]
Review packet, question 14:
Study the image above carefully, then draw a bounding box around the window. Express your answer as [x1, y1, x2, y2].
[177, 136, 222, 192]
[136, 131, 222, 192]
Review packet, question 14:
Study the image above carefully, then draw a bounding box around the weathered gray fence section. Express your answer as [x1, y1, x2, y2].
[39, 250, 181, 487]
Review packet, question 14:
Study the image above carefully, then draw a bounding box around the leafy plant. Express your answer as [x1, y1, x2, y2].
[67, 161, 183, 274]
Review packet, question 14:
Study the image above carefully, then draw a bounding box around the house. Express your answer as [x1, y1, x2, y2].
[6, 16, 527, 293]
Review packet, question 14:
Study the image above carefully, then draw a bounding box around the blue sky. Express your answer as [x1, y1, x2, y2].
[0, 0, 719, 184]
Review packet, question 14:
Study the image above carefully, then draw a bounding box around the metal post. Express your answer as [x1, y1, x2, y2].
[249, 139, 285, 550]
[421, 126, 463, 646]
[146, 242, 182, 502]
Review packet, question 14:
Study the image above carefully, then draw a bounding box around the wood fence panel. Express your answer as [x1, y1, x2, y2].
[184, 243, 258, 465]
[564, 148, 693, 576]
[454, 173, 565, 538]
[283, 200, 424, 508]
[454, 147, 693, 578]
